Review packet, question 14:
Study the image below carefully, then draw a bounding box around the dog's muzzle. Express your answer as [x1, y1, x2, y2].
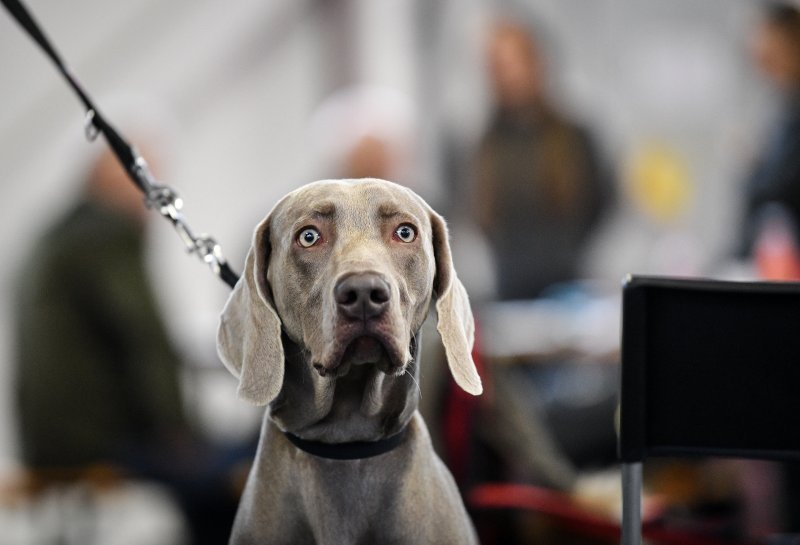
[311, 272, 408, 377]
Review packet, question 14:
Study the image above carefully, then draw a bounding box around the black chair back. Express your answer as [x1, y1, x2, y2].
[619, 276, 800, 545]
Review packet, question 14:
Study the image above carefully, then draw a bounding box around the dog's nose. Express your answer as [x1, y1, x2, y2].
[335, 273, 390, 321]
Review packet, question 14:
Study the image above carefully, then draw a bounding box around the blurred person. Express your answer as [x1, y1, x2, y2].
[471, 19, 613, 300]
[14, 142, 242, 545]
[460, 19, 620, 537]
[739, 2, 800, 533]
[15, 144, 180, 469]
[740, 3, 800, 268]
[308, 85, 417, 186]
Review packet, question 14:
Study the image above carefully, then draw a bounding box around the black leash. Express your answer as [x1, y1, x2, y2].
[283, 428, 409, 460]
[2, 0, 239, 289]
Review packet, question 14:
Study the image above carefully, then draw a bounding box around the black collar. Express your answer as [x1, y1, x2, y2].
[283, 427, 408, 460]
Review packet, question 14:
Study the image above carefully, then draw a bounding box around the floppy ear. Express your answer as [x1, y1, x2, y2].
[430, 210, 483, 396]
[217, 214, 284, 405]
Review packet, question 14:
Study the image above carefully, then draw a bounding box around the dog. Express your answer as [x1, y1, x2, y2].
[217, 178, 482, 544]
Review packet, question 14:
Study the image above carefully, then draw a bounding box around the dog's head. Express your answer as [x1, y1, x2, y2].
[217, 179, 482, 405]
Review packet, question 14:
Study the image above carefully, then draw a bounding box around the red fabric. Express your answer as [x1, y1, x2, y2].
[442, 318, 489, 484]
[469, 482, 759, 545]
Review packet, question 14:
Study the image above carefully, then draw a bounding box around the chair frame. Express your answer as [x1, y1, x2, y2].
[619, 275, 800, 545]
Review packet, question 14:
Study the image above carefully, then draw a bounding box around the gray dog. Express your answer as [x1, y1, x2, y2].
[217, 178, 482, 544]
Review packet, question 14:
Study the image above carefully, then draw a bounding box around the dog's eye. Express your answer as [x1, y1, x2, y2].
[394, 224, 416, 243]
[298, 227, 321, 248]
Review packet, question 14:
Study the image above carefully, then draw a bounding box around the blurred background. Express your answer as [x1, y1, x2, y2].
[1, 0, 798, 543]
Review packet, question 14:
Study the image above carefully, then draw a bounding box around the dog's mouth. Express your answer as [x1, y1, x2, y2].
[313, 329, 409, 378]
[342, 336, 387, 366]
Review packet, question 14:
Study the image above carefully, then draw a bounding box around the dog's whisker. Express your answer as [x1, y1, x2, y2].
[404, 368, 422, 399]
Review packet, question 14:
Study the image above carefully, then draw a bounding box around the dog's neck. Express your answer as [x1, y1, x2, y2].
[267, 333, 421, 444]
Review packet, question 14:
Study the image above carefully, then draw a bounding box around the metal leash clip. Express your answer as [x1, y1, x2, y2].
[134, 155, 231, 280]
[145, 185, 184, 223]
[83, 109, 99, 141]
[193, 236, 225, 276]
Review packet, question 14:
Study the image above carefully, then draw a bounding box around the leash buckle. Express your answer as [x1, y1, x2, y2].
[145, 185, 184, 221]
[142, 176, 226, 276]
[83, 109, 99, 141]
[194, 236, 225, 275]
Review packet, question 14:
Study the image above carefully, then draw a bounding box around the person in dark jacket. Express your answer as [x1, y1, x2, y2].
[14, 145, 242, 545]
[15, 146, 186, 469]
[740, 2, 800, 261]
[471, 20, 613, 300]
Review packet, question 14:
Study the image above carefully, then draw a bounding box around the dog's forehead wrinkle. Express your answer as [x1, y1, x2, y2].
[276, 181, 431, 238]
[310, 201, 336, 216]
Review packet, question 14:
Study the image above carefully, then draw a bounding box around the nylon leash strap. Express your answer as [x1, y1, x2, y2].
[2, 0, 240, 289]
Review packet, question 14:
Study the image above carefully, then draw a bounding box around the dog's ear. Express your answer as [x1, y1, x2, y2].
[217, 214, 284, 405]
[430, 210, 483, 396]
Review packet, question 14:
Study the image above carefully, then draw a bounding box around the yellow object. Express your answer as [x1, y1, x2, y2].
[627, 144, 692, 223]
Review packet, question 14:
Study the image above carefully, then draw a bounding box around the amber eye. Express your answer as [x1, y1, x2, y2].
[394, 224, 416, 243]
[298, 227, 321, 248]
